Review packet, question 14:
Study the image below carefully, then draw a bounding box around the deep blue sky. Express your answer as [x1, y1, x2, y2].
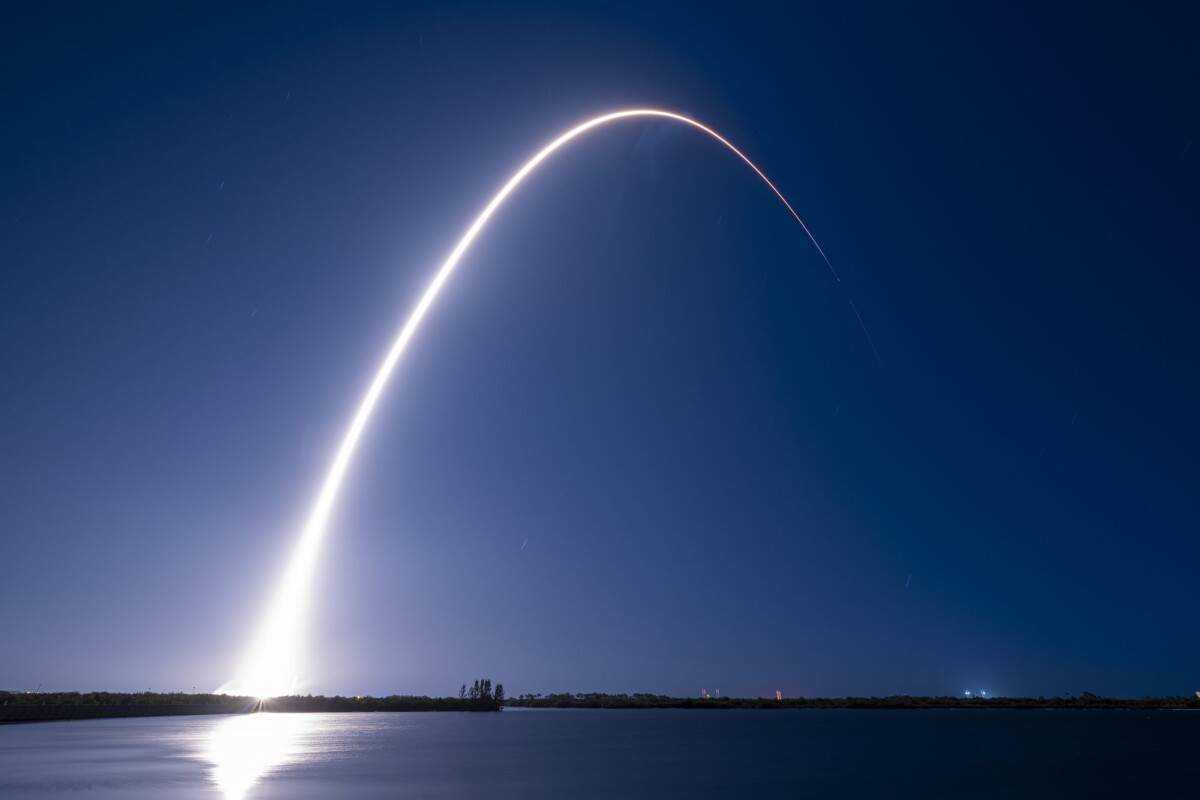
[2, 2, 1197, 698]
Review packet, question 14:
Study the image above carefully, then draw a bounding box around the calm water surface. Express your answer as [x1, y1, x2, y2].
[2, 709, 1197, 798]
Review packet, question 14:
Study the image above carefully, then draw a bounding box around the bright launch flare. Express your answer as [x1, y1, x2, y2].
[218, 109, 835, 698]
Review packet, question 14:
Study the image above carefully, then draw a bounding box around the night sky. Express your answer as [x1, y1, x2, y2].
[2, 2, 1197, 699]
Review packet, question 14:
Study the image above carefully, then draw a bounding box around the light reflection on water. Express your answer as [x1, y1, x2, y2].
[198, 712, 317, 800]
[2, 709, 1194, 798]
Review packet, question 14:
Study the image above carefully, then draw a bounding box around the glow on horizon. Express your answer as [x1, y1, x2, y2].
[218, 108, 835, 698]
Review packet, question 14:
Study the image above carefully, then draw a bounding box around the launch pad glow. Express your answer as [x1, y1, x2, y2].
[218, 109, 834, 698]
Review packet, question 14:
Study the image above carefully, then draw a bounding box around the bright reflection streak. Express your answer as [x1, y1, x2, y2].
[218, 109, 835, 698]
[201, 713, 314, 800]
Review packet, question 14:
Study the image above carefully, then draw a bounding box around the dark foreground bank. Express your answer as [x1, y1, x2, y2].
[6, 689, 1197, 723]
[504, 692, 1200, 711]
[0, 691, 502, 723]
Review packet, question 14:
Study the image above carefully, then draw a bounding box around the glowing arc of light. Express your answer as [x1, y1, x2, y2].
[219, 108, 835, 698]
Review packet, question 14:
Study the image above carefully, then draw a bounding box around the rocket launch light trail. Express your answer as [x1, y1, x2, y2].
[219, 109, 837, 698]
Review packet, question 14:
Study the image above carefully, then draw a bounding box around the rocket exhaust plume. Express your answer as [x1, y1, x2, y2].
[218, 109, 836, 698]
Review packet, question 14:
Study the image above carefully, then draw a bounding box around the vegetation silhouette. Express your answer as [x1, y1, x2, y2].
[7, 687, 1197, 723]
[0, 681, 505, 722]
[505, 692, 1200, 711]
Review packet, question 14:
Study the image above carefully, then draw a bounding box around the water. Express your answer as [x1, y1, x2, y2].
[1, 709, 1197, 798]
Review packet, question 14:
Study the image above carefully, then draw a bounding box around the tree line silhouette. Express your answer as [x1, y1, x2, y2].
[1, 681, 509, 718]
[505, 691, 1200, 710]
[459, 678, 505, 705]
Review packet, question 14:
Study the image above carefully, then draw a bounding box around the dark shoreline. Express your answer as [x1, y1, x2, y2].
[0, 692, 502, 723]
[506, 692, 1200, 711]
[5, 690, 1197, 723]
[0, 701, 254, 724]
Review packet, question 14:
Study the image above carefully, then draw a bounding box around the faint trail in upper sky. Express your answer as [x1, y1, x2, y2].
[849, 299, 883, 366]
